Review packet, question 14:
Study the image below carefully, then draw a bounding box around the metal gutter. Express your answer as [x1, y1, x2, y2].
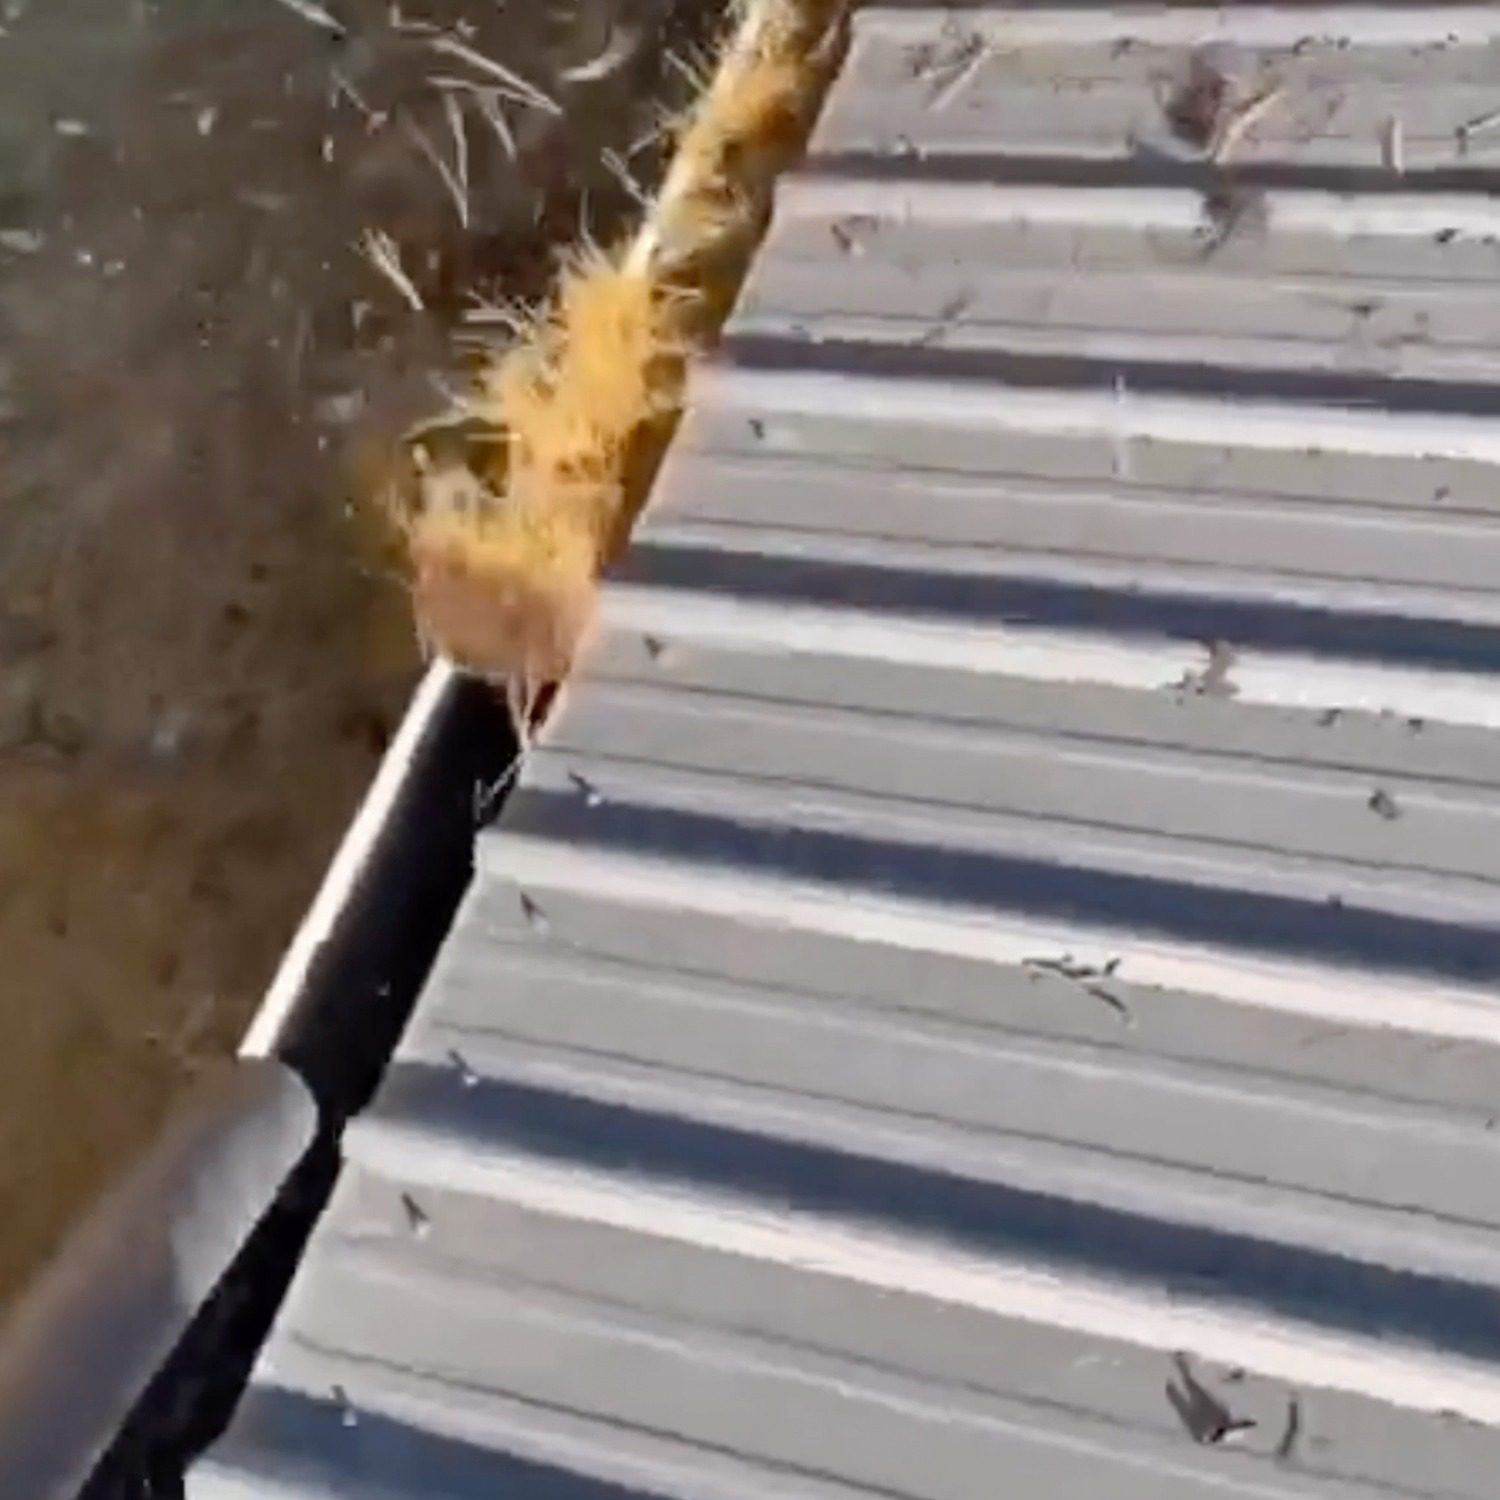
[0, 1062, 314, 1500]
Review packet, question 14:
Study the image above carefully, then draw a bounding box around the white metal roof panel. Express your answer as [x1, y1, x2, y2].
[196, 6, 1500, 1496]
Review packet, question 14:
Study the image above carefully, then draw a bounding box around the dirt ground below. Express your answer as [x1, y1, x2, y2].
[0, 0, 714, 1308]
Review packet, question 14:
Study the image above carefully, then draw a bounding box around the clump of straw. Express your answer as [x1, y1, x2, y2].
[396, 0, 847, 695]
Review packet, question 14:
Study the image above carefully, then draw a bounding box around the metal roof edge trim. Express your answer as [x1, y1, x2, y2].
[241, 659, 461, 1059]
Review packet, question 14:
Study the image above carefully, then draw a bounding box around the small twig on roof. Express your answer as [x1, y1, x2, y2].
[1457, 105, 1500, 155]
[664, 47, 712, 95]
[473, 748, 525, 825]
[1210, 81, 1284, 164]
[478, 95, 518, 161]
[1167, 1355, 1257, 1447]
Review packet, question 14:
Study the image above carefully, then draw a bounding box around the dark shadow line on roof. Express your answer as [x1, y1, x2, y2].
[799, 148, 1500, 200]
[615, 541, 1500, 671]
[378, 1062, 1500, 1363]
[501, 788, 1500, 984]
[720, 329, 1500, 418]
[209, 1388, 669, 1500]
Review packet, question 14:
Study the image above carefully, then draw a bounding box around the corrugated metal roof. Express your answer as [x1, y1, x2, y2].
[194, 6, 1500, 1495]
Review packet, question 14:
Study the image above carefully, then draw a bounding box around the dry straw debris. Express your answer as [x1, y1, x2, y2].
[391, 0, 848, 702]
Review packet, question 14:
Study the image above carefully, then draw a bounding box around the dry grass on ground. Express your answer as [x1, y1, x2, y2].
[395, 0, 848, 696]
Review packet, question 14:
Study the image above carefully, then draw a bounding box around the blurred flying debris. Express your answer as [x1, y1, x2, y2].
[1165, 46, 1232, 152]
[403, 112, 469, 228]
[426, 34, 561, 117]
[561, 20, 645, 83]
[1457, 105, 1500, 156]
[1163, 46, 1280, 254]
[925, 33, 989, 113]
[600, 146, 652, 208]
[1212, 81, 1283, 164]
[358, 228, 425, 311]
[270, 0, 346, 35]
[433, 76, 519, 161]
[1199, 178, 1268, 257]
[402, 0, 848, 683]
[1164, 46, 1282, 163]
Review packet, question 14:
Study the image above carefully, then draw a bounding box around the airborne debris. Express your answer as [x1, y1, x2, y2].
[830, 215, 877, 257]
[402, 0, 846, 682]
[1199, 179, 1268, 256]
[1165, 49, 1232, 151]
[269, 0, 345, 35]
[568, 770, 604, 807]
[426, 33, 561, 116]
[926, 35, 989, 113]
[561, 21, 643, 84]
[358, 228, 425, 311]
